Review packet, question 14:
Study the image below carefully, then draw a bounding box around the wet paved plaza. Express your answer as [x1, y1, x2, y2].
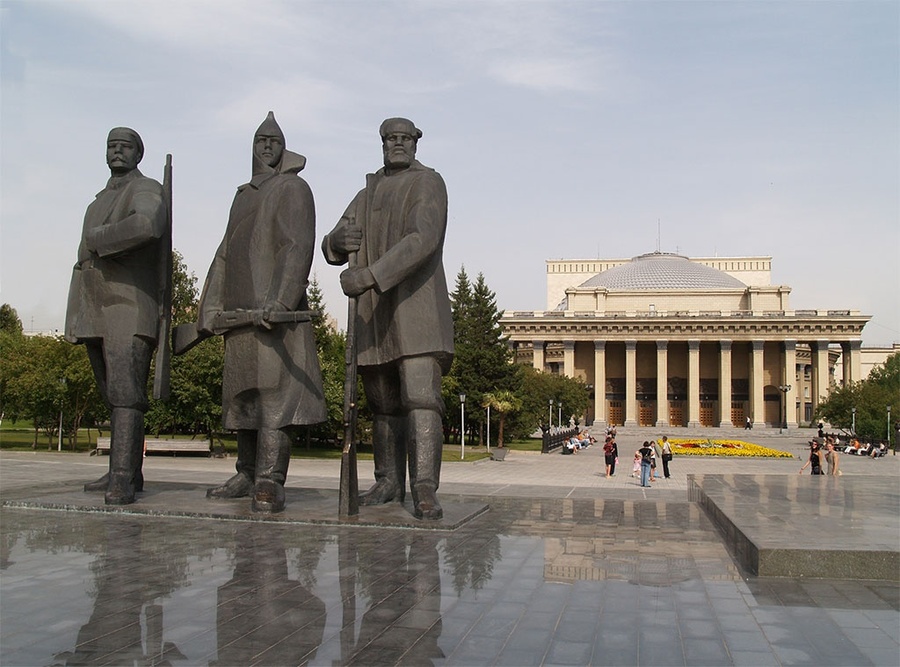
[1, 433, 898, 666]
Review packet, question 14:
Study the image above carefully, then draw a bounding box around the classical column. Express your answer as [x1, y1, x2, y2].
[562, 341, 575, 378]
[532, 339, 545, 372]
[849, 339, 862, 385]
[840, 342, 851, 387]
[594, 340, 607, 427]
[750, 340, 765, 426]
[784, 339, 798, 429]
[842, 339, 862, 386]
[811, 339, 830, 411]
[687, 339, 701, 428]
[719, 340, 733, 427]
[655, 340, 669, 428]
[624, 340, 638, 427]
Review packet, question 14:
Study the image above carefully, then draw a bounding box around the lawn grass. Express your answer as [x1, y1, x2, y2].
[0, 421, 499, 462]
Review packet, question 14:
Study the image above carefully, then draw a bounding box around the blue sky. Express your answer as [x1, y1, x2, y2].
[1, 0, 898, 346]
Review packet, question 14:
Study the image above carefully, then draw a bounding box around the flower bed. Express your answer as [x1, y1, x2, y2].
[668, 438, 793, 458]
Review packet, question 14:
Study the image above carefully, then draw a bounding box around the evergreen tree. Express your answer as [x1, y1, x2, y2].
[306, 274, 350, 444]
[447, 268, 520, 443]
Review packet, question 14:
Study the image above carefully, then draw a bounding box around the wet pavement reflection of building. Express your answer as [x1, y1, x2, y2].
[3, 495, 898, 666]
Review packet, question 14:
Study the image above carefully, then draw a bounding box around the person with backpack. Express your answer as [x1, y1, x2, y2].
[638, 441, 653, 488]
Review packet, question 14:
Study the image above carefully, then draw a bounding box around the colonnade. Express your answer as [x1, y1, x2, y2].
[529, 337, 863, 429]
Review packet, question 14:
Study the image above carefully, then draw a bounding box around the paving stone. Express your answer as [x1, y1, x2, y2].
[2, 435, 898, 667]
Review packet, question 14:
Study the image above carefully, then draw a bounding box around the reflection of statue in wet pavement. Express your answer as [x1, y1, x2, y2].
[198, 112, 326, 513]
[212, 526, 325, 666]
[338, 531, 443, 665]
[65, 127, 170, 506]
[323, 117, 453, 520]
[53, 522, 186, 665]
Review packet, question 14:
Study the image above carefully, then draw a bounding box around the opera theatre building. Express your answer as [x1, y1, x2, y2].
[500, 252, 871, 430]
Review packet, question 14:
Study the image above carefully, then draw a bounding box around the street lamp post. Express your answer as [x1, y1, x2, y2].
[558, 403, 562, 429]
[778, 384, 791, 434]
[459, 393, 466, 461]
[549, 399, 554, 430]
[486, 404, 491, 453]
[58, 377, 66, 452]
[887, 405, 892, 453]
[852, 407, 857, 436]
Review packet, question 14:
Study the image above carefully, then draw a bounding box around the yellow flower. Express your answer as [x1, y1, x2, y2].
[667, 438, 792, 458]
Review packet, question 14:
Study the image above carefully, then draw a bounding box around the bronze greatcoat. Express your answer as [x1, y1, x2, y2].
[323, 159, 454, 372]
[198, 152, 325, 430]
[65, 169, 167, 408]
[66, 169, 166, 343]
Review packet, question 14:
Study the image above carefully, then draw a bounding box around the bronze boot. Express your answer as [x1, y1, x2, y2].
[251, 428, 291, 513]
[408, 409, 443, 520]
[359, 414, 406, 505]
[104, 408, 142, 505]
[207, 430, 256, 499]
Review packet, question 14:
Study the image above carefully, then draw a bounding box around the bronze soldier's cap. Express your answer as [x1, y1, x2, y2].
[255, 111, 285, 143]
[379, 117, 422, 140]
[107, 127, 144, 160]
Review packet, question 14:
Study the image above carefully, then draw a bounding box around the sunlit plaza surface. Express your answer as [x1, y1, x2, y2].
[2, 431, 898, 666]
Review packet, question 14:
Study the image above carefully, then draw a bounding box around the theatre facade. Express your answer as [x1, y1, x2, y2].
[500, 252, 870, 429]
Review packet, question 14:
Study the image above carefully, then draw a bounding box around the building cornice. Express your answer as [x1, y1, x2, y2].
[500, 310, 870, 342]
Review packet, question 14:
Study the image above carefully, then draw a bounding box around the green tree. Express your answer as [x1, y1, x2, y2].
[0, 329, 26, 422]
[147, 335, 224, 436]
[146, 249, 223, 436]
[0, 304, 27, 425]
[506, 366, 591, 439]
[171, 249, 199, 326]
[1, 326, 106, 447]
[58, 339, 107, 447]
[814, 353, 900, 440]
[0, 303, 23, 336]
[306, 274, 349, 444]
[447, 268, 520, 443]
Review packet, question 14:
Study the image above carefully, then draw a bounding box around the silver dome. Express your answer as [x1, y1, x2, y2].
[578, 252, 746, 290]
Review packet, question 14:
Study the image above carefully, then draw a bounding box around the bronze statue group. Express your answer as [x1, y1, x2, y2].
[65, 115, 452, 520]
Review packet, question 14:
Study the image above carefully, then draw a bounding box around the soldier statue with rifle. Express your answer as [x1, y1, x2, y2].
[193, 111, 325, 514]
[65, 127, 171, 506]
[323, 117, 453, 520]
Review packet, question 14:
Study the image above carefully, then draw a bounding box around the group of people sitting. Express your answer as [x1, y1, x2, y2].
[562, 430, 595, 453]
[843, 438, 890, 458]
